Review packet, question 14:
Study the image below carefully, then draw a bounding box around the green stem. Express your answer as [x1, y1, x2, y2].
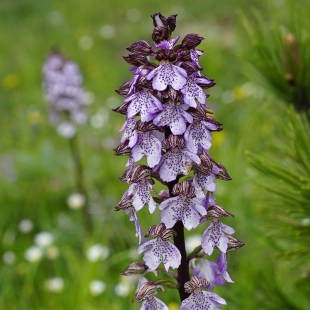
[68, 134, 92, 234]
[187, 245, 203, 261]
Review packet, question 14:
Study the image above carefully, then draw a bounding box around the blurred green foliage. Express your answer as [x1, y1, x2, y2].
[0, 0, 309, 309]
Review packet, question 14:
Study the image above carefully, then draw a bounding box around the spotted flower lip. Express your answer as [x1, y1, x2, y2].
[201, 219, 235, 255]
[153, 102, 193, 135]
[138, 236, 181, 271]
[180, 289, 227, 310]
[159, 194, 206, 231]
[147, 61, 187, 91]
[181, 75, 208, 108]
[132, 130, 163, 168]
[124, 90, 163, 122]
[159, 181, 206, 231]
[153, 143, 201, 182]
[184, 121, 213, 154]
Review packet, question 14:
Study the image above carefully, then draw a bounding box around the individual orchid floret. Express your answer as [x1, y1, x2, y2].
[124, 89, 163, 122]
[184, 107, 222, 154]
[132, 121, 164, 168]
[190, 50, 203, 71]
[192, 154, 230, 198]
[153, 101, 193, 135]
[180, 276, 226, 310]
[121, 165, 157, 213]
[201, 219, 235, 256]
[43, 50, 87, 138]
[192, 259, 224, 290]
[115, 195, 143, 244]
[147, 62, 187, 91]
[133, 281, 169, 310]
[192, 157, 216, 197]
[119, 117, 138, 148]
[181, 74, 209, 108]
[159, 180, 206, 231]
[138, 223, 181, 271]
[154, 135, 201, 182]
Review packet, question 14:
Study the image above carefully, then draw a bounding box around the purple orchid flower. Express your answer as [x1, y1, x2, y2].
[201, 219, 235, 255]
[153, 102, 193, 135]
[159, 180, 206, 230]
[119, 117, 138, 148]
[124, 89, 163, 122]
[138, 223, 181, 271]
[192, 258, 224, 290]
[180, 277, 226, 310]
[147, 62, 187, 91]
[132, 130, 164, 168]
[154, 135, 200, 182]
[181, 74, 208, 108]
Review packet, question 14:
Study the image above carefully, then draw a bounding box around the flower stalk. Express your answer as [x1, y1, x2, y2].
[43, 50, 92, 234]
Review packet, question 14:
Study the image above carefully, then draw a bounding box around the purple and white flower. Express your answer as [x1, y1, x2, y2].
[153, 102, 193, 135]
[138, 224, 181, 271]
[154, 135, 200, 182]
[180, 276, 226, 310]
[181, 75, 208, 108]
[119, 117, 138, 148]
[124, 90, 163, 122]
[201, 219, 235, 255]
[159, 181, 206, 230]
[147, 62, 187, 91]
[192, 258, 224, 290]
[132, 130, 164, 168]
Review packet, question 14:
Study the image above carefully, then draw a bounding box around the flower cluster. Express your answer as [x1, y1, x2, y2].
[114, 13, 244, 309]
[43, 50, 88, 138]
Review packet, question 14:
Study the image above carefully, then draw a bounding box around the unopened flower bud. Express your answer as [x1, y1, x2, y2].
[121, 262, 149, 276]
[182, 33, 204, 49]
[133, 282, 164, 302]
[127, 40, 155, 55]
[227, 236, 245, 252]
[180, 61, 201, 75]
[123, 54, 148, 66]
[115, 81, 131, 97]
[205, 205, 234, 220]
[184, 276, 209, 293]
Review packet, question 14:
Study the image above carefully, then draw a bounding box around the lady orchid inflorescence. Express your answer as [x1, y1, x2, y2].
[43, 51, 88, 138]
[114, 13, 244, 309]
